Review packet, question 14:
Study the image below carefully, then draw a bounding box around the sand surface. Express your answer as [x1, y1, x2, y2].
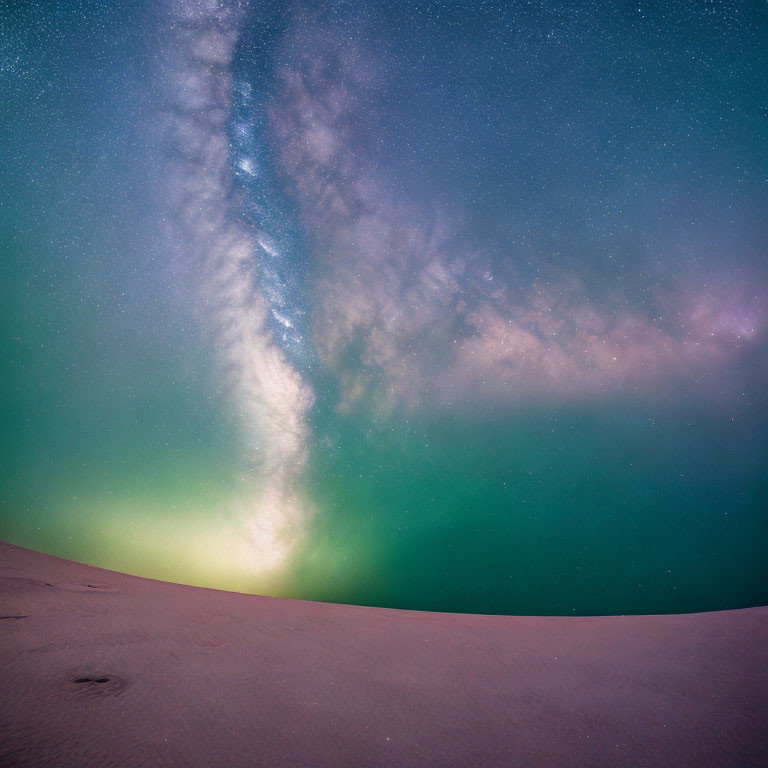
[1, 541, 766, 767]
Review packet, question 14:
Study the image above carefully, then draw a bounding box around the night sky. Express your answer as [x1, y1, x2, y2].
[1, 0, 766, 615]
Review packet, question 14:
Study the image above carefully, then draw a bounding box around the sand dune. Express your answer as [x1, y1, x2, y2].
[0, 541, 766, 767]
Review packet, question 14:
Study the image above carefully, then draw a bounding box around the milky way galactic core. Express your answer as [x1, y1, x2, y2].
[1, 0, 766, 615]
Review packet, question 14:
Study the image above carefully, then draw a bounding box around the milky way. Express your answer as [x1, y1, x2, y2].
[1, 0, 766, 613]
[157, 0, 314, 570]
[269, 14, 764, 412]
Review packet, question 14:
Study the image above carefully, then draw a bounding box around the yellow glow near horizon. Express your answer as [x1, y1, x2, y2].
[75, 498, 297, 595]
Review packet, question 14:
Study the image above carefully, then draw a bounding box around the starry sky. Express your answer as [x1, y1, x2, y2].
[1, 0, 766, 615]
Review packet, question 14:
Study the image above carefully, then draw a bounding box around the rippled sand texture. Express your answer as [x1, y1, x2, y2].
[0, 541, 766, 767]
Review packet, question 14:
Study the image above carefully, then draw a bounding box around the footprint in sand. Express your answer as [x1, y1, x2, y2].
[71, 674, 128, 696]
